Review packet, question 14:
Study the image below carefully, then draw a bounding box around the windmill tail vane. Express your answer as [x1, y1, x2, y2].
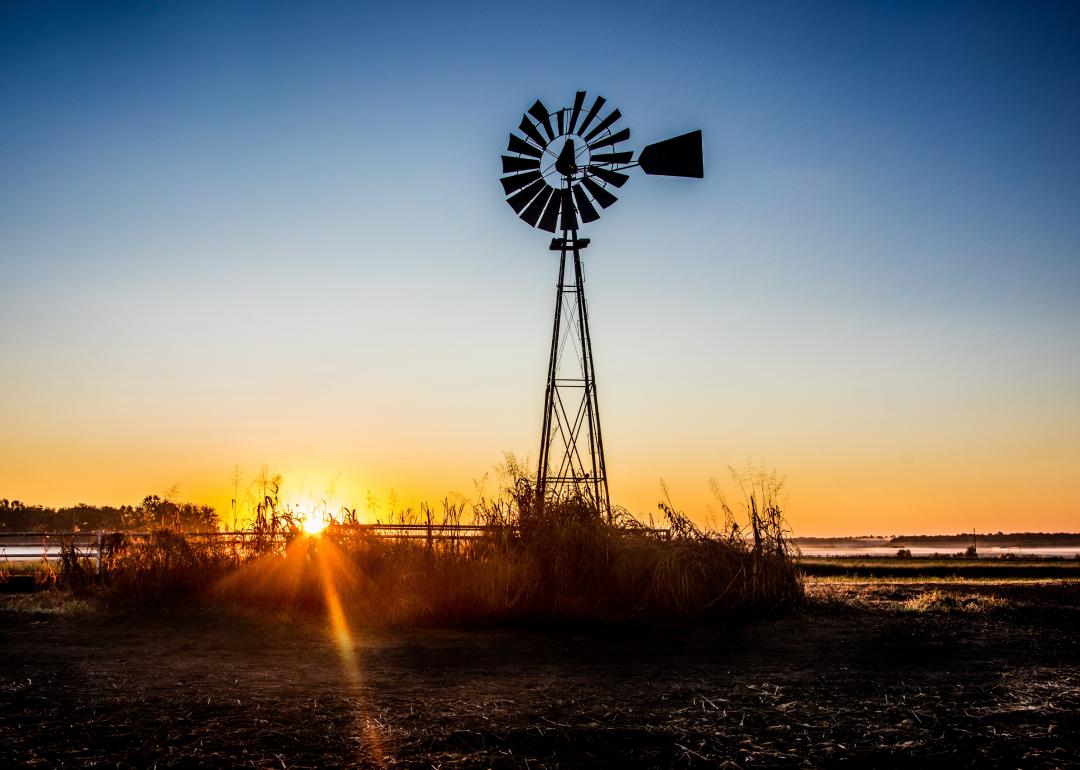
[499, 91, 704, 515]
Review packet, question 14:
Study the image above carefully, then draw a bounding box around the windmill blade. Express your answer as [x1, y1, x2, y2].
[502, 155, 541, 174]
[576, 95, 606, 137]
[507, 133, 544, 158]
[583, 108, 621, 142]
[537, 188, 562, 232]
[567, 91, 586, 134]
[583, 177, 618, 208]
[500, 170, 541, 195]
[590, 150, 633, 165]
[587, 126, 630, 151]
[572, 183, 601, 223]
[527, 100, 556, 141]
[518, 116, 547, 150]
[507, 178, 547, 213]
[638, 130, 704, 178]
[559, 188, 578, 231]
[587, 165, 629, 188]
[556, 109, 565, 136]
[520, 186, 554, 227]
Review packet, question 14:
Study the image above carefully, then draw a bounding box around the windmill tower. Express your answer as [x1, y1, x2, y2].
[500, 91, 703, 515]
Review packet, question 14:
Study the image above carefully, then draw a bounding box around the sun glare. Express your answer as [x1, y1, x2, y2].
[300, 509, 327, 536]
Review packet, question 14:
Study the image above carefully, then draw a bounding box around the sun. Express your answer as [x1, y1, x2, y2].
[300, 508, 327, 536]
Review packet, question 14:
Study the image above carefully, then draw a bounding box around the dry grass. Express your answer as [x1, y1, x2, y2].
[900, 589, 1010, 614]
[58, 472, 804, 625]
[801, 557, 1080, 579]
[803, 580, 1029, 616]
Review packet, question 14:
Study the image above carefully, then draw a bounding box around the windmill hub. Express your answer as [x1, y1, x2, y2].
[553, 137, 582, 179]
[499, 91, 704, 513]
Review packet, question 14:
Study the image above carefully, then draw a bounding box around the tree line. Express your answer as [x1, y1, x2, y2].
[0, 497, 220, 532]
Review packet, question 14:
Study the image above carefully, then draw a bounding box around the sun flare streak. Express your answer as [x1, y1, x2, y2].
[314, 541, 386, 765]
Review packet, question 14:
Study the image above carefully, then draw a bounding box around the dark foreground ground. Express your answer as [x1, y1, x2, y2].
[1, 581, 1078, 768]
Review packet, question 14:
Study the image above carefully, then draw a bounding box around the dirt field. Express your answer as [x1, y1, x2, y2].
[2, 581, 1078, 768]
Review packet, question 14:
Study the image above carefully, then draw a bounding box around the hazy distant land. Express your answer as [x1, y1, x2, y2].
[794, 532, 1080, 557]
[796, 533, 1080, 547]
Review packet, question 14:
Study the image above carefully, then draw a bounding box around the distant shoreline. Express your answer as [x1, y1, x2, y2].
[795, 533, 1080, 549]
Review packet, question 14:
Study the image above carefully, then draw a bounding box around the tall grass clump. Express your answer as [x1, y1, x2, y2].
[80, 466, 803, 623]
[61, 530, 245, 605]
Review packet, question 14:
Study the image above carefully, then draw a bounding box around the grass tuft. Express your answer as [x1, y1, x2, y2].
[900, 589, 1010, 614]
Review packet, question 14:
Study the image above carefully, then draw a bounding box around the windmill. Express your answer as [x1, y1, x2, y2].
[500, 90, 703, 515]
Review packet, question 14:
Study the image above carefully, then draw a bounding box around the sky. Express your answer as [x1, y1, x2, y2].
[1, 1, 1078, 535]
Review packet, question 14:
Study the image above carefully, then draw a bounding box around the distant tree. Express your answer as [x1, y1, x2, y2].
[174, 503, 219, 531]
[137, 495, 164, 528]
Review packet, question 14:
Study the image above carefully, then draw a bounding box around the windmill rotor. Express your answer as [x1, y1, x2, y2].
[501, 91, 639, 233]
[501, 91, 703, 233]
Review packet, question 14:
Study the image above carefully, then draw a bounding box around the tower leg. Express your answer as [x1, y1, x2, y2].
[536, 246, 567, 507]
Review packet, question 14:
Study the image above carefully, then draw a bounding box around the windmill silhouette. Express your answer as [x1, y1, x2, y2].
[500, 91, 703, 515]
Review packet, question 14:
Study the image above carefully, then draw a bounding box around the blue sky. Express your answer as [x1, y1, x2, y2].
[2, 1, 1078, 533]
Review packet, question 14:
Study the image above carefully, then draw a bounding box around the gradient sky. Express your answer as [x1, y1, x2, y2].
[2, 1, 1078, 535]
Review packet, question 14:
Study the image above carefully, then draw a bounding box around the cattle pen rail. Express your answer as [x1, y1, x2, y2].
[0, 523, 671, 563]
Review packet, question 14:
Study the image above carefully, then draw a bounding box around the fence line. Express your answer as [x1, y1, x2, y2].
[0, 523, 671, 562]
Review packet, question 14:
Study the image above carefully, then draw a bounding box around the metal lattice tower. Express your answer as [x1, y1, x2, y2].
[499, 91, 703, 514]
[537, 226, 609, 513]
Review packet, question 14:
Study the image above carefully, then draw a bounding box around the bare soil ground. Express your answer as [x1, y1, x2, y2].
[2, 581, 1078, 768]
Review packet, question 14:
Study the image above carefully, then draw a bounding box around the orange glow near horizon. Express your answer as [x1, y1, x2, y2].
[1, 449, 1078, 536]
